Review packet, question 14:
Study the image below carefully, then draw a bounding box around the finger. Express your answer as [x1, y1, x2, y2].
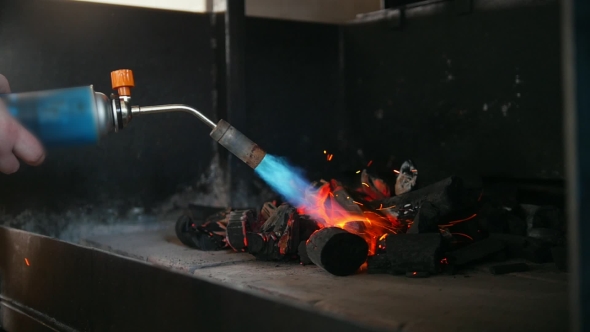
[0, 74, 10, 94]
[13, 123, 46, 166]
[0, 153, 20, 174]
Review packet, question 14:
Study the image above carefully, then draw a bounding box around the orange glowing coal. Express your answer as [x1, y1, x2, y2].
[297, 180, 404, 255]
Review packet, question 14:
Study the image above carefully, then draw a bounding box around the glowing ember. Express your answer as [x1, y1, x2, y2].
[393, 169, 400, 174]
[367, 160, 373, 167]
[24, 258, 30, 266]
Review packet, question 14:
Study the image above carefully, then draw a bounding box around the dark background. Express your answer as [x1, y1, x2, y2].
[0, 0, 564, 226]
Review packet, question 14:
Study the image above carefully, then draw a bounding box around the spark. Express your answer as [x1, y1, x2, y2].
[362, 182, 370, 187]
[379, 234, 388, 241]
[440, 213, 478, 227]
[393, 169, 400, 174]
[379, 203, 383, 209]
[356, 170, 361, 174]
[353, 201, 364, 206]
[327, 154, 334, 161]
[452, 233, 474, 241]
[367, 160, 373, 167]
[323, 150, 327, 154]
[24, 258, 30, 266]
[411, 169, 417, 173]
[412, 271, 417, 275]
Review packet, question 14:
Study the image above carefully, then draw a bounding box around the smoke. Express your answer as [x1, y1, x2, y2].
[254, 154, 312, 208]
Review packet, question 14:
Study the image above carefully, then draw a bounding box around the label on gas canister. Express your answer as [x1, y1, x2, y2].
[0, 86, 100, 147]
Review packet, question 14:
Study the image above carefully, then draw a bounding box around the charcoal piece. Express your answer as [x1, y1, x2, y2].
[489, 234, 528, 258]
[522, 237, 553, 263]
[367, 254, 392, 274]
[225, 210, 255, 252]
[507, 213, 527, 236]
[477, 203, 509, 233]
[246, 232, 266, 255]
[298, 215, 321, 241]
[374, 176, 465, 220]
[446, 238, 505, 266]
[331, 181, 365, 217]
[551, 247, 567, 272]
[343, 221, 367, 234]
[405, 271, 430, 278]
[491, 250, 508, 262]
[175, 207, 229, 251]
[361, 169, 391, 200]
[298, 241, 313, 265]
[519, 205, 564, 231]
[260, 201, 277, 221]
[246, 209, 306, 261]
[489, 263, 529, 275]
[407, 201, 440, 234]
[394, 160, 418, 196]
[306, 227, 369, 276]
[458, 175, 483, 207]
[527, 228, 565, 246]
[386, 233, 443, 274]
[261, 204, 293, 233]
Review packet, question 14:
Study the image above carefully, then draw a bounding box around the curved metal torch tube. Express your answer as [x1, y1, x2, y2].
[131, 104, 217, 129]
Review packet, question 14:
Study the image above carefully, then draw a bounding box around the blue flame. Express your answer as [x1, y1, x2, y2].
[254, 154, 311, 207]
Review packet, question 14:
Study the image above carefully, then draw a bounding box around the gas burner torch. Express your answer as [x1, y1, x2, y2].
[0, 69, 266, 169]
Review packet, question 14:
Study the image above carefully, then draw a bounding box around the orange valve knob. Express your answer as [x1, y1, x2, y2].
[111, 69, 135, 97]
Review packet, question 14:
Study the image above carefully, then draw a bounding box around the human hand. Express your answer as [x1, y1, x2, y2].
[0, 74, 45, 174]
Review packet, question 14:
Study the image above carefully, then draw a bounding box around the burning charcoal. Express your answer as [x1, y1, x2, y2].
[489, 234, 527, 258]
[386, 233, 443, 274]
[407, 201, 440, 234]
[519, 205, 564, 231]
[360, 169, 390, 200]
[331, 180, 365, 217]
[367, 254, 392, 274]
[226, 209, 256, 252]
[405, 271, 430, 278]
[260, 201, 277, 221]
[298, 241, 313, 265]
[298, 215, 321, 241]
[343, 221, 367, 234]
[261, 203, 292, 233]
[247, 206, 304, 261]
[174, 207, 229, 251]
[527, 228, 565, 246]
[306, 227, 369, 276]
[489, 263, 529, 275]
[551, 247, 567, 272]
[445, 238, 505, 267]
[394, 160, 418, 195]
[374, 176, 466, 221]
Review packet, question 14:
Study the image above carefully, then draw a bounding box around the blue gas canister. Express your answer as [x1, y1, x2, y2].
[0, 69, 137, 148]
[0, 85, 114, 147]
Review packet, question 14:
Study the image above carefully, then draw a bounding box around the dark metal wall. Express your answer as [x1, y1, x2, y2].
[0, 0, 565, 224]
[0, 0, 216, 213]
[244, 18, 346, 187]
[0, 0, 346, 219]
[343, 0, 564, 186]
